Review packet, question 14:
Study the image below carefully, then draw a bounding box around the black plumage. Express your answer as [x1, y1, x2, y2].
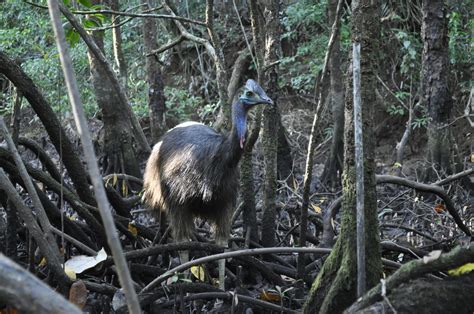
[143, 79, 272, 288]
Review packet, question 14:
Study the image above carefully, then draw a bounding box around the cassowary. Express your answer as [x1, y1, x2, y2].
[143, 79, 273, 289]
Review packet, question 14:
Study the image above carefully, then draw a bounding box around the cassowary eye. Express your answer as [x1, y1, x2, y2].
[246, 91, 254, 97]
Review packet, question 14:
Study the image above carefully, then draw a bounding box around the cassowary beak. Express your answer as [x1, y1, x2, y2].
[261, 95, 274, 106]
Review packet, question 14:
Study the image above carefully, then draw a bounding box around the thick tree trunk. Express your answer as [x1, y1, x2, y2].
[142, 0, 167, 143]
[87, 3, 141, 178]
[421, 0, 456, 178]
[260, 0, 281, 248]
[303, 1, 382, 312]
[322, 0, 345, 188]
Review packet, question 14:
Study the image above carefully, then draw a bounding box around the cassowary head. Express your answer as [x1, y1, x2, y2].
[239, 79, 274, 108]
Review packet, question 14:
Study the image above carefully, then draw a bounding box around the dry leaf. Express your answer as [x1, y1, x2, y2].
[311, 204, 322, 214]
[128, 223, 138, 237]
[423, 250, 442, 264]
[191, 265, 206, 281]
[65, 265, 77, 280]
[260, 291, 281, 302]
[69, 280, 88, 309]
[434, 204, 445, 213]
[38, 257, 47, 267]
[64, 248, 107, 274]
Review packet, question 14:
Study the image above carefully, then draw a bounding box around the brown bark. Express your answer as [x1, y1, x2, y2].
[142, 0, 167, 143]
[421, 0, 456, 177]
[304, 0, 382, 312]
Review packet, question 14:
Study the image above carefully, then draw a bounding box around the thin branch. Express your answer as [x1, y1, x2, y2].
[434, 168, 474, 186]
[147, 35, 184, 57]
[297, 0, 344, 282]
[0, 117, 63, 264]
[0, 169, 70, 284]
[376, 175, 471, 236]
[140, 247, 332, 294]
[46, 1, 141, 313]
[158, 292, 298, 313]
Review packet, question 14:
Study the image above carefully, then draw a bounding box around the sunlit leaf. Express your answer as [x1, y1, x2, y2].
[448, 263, 474, 276]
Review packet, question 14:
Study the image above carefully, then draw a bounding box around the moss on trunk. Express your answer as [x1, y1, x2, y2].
[303, 0, 382, 312]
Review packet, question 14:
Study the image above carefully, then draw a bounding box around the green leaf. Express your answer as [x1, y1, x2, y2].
[83, 18, 99, 28]
[65, 28, 80, 47]
[78, 0, 93, 8]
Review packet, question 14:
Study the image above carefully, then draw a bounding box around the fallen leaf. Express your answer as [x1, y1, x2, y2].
[434, 204, 445, 213]
[64, 248, 107, 274]
[423, 250, 442, 264]
[128, 223, 138, 237]
[69, 280, 88, 309]
[448, 263, 474, 276]
[38, 257, 47, 267]
[260, 291, 281, 302]
[191, 265, 206, 281]
[65, 265, 77, 280]
[311, 204, 322, 214]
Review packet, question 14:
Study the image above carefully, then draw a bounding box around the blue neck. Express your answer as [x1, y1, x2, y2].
[232, 99, 247, 144]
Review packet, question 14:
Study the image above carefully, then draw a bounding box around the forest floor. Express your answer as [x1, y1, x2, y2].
[1, 101, 472, 312]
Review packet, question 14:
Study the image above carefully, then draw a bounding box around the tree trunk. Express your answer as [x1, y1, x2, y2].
[87, 2, 141, 178]
[421, 0, 456, 178]
[142, 0, 167, 143]
[260, 0, 281, 248]
[303, 1, 382, 312]
[321, 0, 345, 188]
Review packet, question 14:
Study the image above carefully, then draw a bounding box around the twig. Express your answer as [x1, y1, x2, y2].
[140, 247, 332, 294]
[0, 118, 64, 268]
[46, 1, 141, 312]
[147, 35, 184, 57]
[376, 175, 471, 236]
[0, 169, 70, 284]
[297, 0, 344, 283]
[50, 225, 97, 255]
[158, 292, 298, 313]
[434, 168, 474, 186]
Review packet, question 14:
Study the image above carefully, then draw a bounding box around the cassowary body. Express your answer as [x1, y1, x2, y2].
[143, 79, 272, 289]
